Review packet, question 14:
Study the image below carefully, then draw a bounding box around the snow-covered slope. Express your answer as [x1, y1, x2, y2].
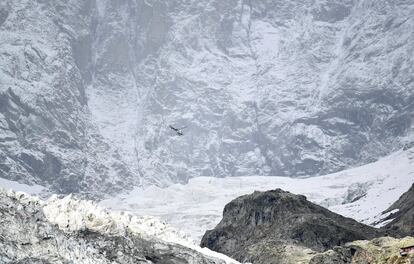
[101, 148, 414, 241]
[1, 0, 413, 196]
[0, 0, 136, 196]
[0, 176, 46, 196]
[113, 0, 414, 184]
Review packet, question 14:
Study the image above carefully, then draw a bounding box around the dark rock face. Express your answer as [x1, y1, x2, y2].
[201, 189, 382, 264]
[0, 190, 224, 264]
[383, 183, 414, 236]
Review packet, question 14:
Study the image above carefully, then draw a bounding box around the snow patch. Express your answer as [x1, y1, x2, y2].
[0, 177, 46, 196]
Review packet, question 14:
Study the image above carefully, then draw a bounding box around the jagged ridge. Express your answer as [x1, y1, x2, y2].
[0, 188, 238, 264]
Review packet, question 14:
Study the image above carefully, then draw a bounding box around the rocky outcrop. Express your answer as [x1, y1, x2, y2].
[383, 183, 414, 236]
[0, 0, 136, 197]
[1, 0, 414, 196]
[310, 236, 414, 264]
[200, 189, 383, 264]
[0, 188, 235, 264]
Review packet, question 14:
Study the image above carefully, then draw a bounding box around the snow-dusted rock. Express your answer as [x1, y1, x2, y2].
[0, 0, 413, 196]
[0, 0, 135, 197]
[0, 188, 239, 264]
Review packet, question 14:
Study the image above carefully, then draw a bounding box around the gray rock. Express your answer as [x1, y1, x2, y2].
[309, 246, 360, 264]
[382, 183, 414, 236]
[200, 189, 382, 264]
[0, 189, 226, 264]
[0, 0, 136, 197]
[1, 0, 414, 196]
[309, 236, 414, 264]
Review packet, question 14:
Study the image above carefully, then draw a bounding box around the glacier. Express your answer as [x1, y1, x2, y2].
[0, 147, 412, 262]
[1, 147, 411, 262]
[101, 147, 414, 242]
[0, 188, 240, 263]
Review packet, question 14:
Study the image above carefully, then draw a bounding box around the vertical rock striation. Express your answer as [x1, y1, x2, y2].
[0, 0, 413, 195]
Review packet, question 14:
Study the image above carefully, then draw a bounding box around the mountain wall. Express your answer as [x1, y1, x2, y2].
[1, 0, 413, 195]
[0, 0, 135, 196]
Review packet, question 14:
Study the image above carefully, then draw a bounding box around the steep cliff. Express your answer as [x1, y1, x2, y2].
[383, 183, 414, 236]
[0, 0, 135, 196]
[1, 0, 413, 195]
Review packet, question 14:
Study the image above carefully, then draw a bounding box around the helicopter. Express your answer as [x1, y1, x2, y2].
[169, 125, 187, 136]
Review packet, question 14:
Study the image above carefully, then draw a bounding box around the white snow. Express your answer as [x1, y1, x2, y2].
[101, 149, 414, 242]
[42, 194, 240, 263]
[0, 149, 412, 263]
[0, 187, 240, 263]
[0, 177, 46, 196]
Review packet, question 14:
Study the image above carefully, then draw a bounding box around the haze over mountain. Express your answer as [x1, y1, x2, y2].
[0, 0, 413, 197]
